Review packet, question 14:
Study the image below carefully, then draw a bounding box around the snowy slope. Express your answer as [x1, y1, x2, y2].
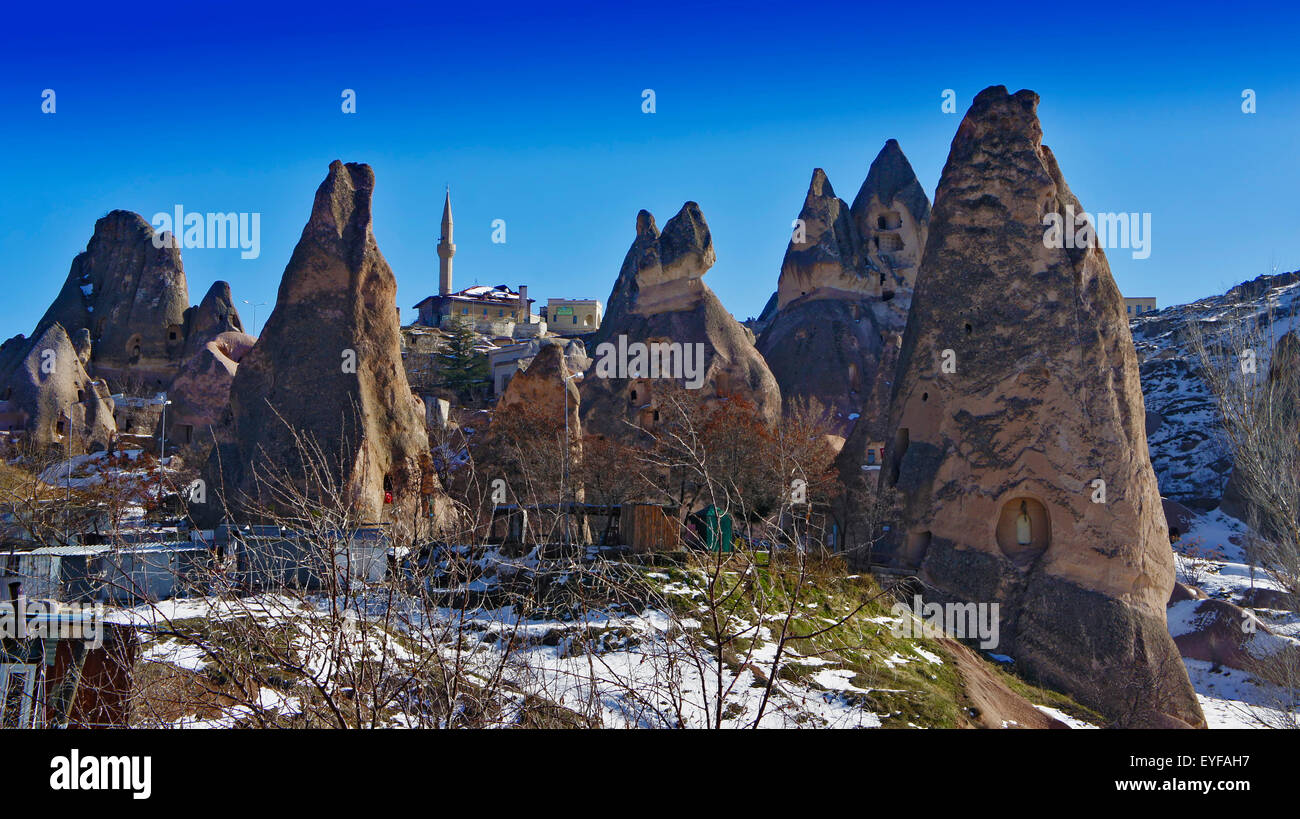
[1132, 270, 1300, 509]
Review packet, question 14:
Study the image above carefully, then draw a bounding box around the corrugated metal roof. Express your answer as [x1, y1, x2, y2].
[15, 541, 206, 556]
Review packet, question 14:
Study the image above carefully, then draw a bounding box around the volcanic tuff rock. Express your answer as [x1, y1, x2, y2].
[198, 161, 439, 528]
[757, 299, 890, 443]
[500, 340, 582, 429]
[851, 139, 931, 330]
[581, 204, 782, 437]
[774, 169, 870, 310]
[0, 213, 263, 451]
[182, 281, 245, 359]
[163, 331, 256, 447]
[0, 323, 116, 451]
[36, 210, 190, 389]
[878, 86, 1203, 727]
[759, 168, 902, 440]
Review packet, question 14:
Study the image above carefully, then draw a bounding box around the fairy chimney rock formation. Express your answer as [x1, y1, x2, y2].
[851, 139, 931, 330]
[163, 330, 256, 448]
[0, 323, 116, 451]
[183, 281, 245, 359]
[37, 210, 190, 389]
[775, 169, 873, 311]
[761, 168, 895, 439]
[199, 161, 438, 528]
[879, 86, 1203, 727]
[500, 341, 581, 433]
[582, 203, 781, 437]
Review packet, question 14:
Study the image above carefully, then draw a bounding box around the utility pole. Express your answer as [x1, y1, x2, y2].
[155, 394, 172, 504]
[243, 300, 267, 337]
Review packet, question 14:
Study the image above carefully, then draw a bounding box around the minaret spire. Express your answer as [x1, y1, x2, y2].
[437, 186, 455, 297]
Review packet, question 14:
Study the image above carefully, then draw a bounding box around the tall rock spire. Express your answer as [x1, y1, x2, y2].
[438, 186, 455, 296]
[878, 86, 1203, 727]
[850, 139, 930, 331]
[198, 161, 443, 530]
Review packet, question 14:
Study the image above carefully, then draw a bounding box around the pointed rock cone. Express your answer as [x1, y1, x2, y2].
[581, 202, 781, 439]
[198, 161, 443, 531]
[850, 139, 931, 330]
[183, 281, 245, 359]
[879, 86, 1203, 727]
[774, 168, 870, 310]
[758, 169, 884, 440]
[34, 210, 190, 388]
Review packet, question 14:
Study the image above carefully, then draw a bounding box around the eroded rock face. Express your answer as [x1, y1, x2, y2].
[163, 331, 256, 448]
[199, 161, 440, 528]
[758, 300, 884, 440]
[878, 86, 1203, 727]
[760, 169, 905, 440]
[851, 139, 931, 331]
[0, 323, 115, 451]
[775, 169, 870, 310]
[183, 281, 245, 359]
[581, 204, 781, 438]
[37, 210, 190, 390]
[500, 341, 581, 431]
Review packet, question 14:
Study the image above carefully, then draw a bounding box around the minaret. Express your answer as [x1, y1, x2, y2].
[437, 187, 455, 297]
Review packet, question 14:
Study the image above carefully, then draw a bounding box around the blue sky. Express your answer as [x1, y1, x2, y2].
[1, 1, 1297, 336]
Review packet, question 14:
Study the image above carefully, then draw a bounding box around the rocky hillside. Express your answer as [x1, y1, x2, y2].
[1132, 270, 1300, 510]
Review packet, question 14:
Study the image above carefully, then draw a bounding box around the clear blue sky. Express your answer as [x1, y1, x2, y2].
[1, 1, 1297, 336]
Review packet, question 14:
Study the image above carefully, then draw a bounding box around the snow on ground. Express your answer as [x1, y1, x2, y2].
[1184, 660, 1297, 729]
[140, 640, 209, 672]
[1035, 705, 1099, 729]
[1169, 505, 1300, 727]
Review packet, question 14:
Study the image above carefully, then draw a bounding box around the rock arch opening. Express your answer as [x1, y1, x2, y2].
[995, 497, 1050, 562]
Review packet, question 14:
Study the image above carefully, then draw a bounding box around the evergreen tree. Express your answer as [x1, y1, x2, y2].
[436, 316, 489, 401]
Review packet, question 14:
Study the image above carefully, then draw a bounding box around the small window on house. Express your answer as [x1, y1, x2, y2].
[572, 316, 578, 325]
[498, 309, 505, 317]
